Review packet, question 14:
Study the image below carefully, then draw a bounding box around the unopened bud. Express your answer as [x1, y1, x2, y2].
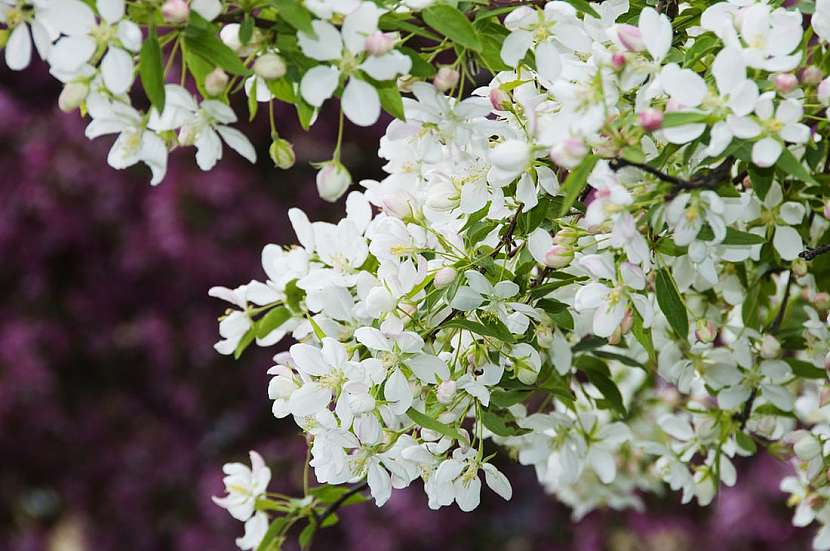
[269, 137, 295, 169]
[819, 78, 830, 106]
[695, 319, 717, 344]
[773, 73, 798, 94]
[815, 292, 830, 311]
[436, 380, 457, 405]
[619, 309, 633, 334]
[759, 334, 781, 359]
[553, 228, 579, 245]
[489, 87, 510, 111]
[823, 199, 830, 220]
[825, 351, 830, 373]
[205, 67, 229, 96]
[794, 435, 821, 460]
[433, 66, 460, 92]
[615, 24, 645, 52]
[802, 65, 823, 86]
[434, 267, 457, 289]
[792, 257, 808, 277]
[549, 138, 588, 169]
[544, 245, 573, 268]
[316, 161, 351, 203]
[611, 52, 626, 71]
[364, 31, 395, 56]
[254, 53, 287, 80]
[58, 81, 88, 112]
[220, 24, 242, 51]
[161, 0, 189, 24]
[638, 108, 663, 132]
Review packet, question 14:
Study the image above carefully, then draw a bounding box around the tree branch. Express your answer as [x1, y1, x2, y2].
[736, 387, 757, 431]
[799, 243, 830, 260]
[766, 271, 792, 335]
[491, 205, 522, 258]
[609, 158, 734, 198]
[314, 482, 369, 527]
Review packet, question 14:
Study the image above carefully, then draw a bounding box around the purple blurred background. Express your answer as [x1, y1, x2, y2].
[0, 65, 812, 550]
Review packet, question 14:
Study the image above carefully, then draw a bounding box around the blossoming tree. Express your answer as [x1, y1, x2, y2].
[6, 0, 830, 548]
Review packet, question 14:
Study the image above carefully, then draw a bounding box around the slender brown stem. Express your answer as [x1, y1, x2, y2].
[799, 243, 830, 260]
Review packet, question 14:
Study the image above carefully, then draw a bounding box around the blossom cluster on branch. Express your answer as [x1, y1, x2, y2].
[6, 0, 830, 550]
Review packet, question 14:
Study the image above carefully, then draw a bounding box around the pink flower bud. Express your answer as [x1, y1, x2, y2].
[316, 161, 351, 203]
[489, 87, 510, 111]
[824, 352, 830, 373]
[436, 380, 457, 404]
[615, 24, 645, 52]
[802, 66, 823, 86]
[364, 31, 395, 56]
[434, 267, 457, 289]
[549, 138, 588, 169]
[161, 0, 189, 24]
[638, 108, 663, 132]
[619, 309, 633, 334]
[823, 199, 830, 220]
[695, 319, 717, 344]
[204, 67, 229, 96]
[760, 334, 781, 359]
[773, 73, 798, 94]
[253, 53, 287, 80]
[611, 53, 626, 71]
[818, 78, 830, 105]
[433, 67, 460, 92]
[543, 245, 573, 268]
[815, 292, 830, 311]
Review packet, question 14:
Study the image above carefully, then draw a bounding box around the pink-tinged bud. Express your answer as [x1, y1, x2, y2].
[436, 380, 457, 404]
[161, 0, 189, 24]
[695, 319, 717, 344]
[615, 24, 645, 52]
[638, 108, 663, 132]
[802, 65, 823, 86]
[825, 352, 830, 373]
[433, 66, 460, 92]
[434, 267, 457, 289]
[543, 245, 573, 268]
[549, 138, 588, 169]
[253, 53, 287, 80]
[204, 67, 229, 96]
[608, 326, 623, 345]
[823, 199, 830, 220]
[58, 81, 88, 112]
[553, 227, 579, 245]
[819, 78, 830, 106]
[792, 257, 808, 278]
[773, 73, 798, 94]
[364, 31, 395, 56]
[316, 161, 351, 203]
[611, 52, 626, 71]
[489, 87, 510, 110]
[815, 292, 830, 311]
[382, 192, 413, 219]
[760, 334, 781, 359]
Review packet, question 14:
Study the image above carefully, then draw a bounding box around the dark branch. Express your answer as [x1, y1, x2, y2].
[609, 158, 735, 198]
[767, 272, 792, 335]
[736, 387, 758, 431]
[314, 483, 369, 527]
[799, 244, 830, 261]
[490, 205, 523, 258]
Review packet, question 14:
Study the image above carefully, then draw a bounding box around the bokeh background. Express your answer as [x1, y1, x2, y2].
[0, 64, 814, 551]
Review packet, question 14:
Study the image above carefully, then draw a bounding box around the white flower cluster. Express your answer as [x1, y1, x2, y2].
[207, 1, 830, 548]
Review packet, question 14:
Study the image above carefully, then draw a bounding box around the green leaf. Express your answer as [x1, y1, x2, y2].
[480, 408, 530, 436]
[777, 147, 818, 185]
[255, 306, 291, 339]
[299, 522, 316, 550]
[631, 309, 656, 365]
[240, 13, 254, 45]
[139, 32, 165, 112]
[399, 46, 436, 77]
[377, 82, 405, 120]
[379, 14, 442, 41]
[558, 155, 598, 216]
[256, 516, 289, 551]
[266, 78, 297, 104]
[441, 318, 515, 343]
[489, 389, 533, 408]
[785, 357, 826, 379]
[234, 327, 255, 359]
[576, 360, 626, 416]
[697, 225, 766, 245]
[735, 431, 757, 454]
[422, 5, 483, 52]
[184, 20, 250, 76]
[247, 77, 258, 121]
[563, 0, 600, 18]
[747, 164, 773, 200]
[273, 0, 314, 35]
[661, 111, 708, 128]
[655, 268, 689, 339]
[406, 407, 463, 440]
[593, 350, 644, 369]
